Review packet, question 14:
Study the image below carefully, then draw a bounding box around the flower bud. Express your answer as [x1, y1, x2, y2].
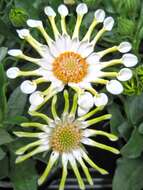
[9, 8, 29, 27]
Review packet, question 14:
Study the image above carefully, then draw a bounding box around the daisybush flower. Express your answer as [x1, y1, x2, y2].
[14, 91, 119, 190]
[7, 3, 138, 113]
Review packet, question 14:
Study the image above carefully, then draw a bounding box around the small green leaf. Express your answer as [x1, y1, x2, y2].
[7, 87, 27, 118]
[0, 64, 7, 123]
[121, 128, 143, 158]
[138, 122, 143, 134]
[113, 157, 143, 190]
[0, 128, 13, 145]
[108, 103, 125, 135]
[10, 160, 38, 190]
[124, 93, 143, 125]
[0, 148, 6, 160]
[0, 156, 8, 179]
[0, 47, 8, 62]
[4, 116, 29, 125]
[118, 121, 132, 140]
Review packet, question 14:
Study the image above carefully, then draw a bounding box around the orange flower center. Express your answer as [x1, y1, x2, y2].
[52, 52, 88, 83]
[50, 123, 81, 153]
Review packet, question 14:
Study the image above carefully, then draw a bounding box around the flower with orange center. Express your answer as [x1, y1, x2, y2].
[53, 52, 88, 83]
[14, 91, 119, 190]
[6, 3, 138, 113]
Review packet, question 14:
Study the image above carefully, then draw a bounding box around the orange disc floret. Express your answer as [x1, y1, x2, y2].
[50, 123, 81, 153]
[52, 51, 88, 83]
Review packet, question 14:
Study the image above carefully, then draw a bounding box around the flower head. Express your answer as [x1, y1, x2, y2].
[14, 91, 119, 190]
[7, 3, 138, 112]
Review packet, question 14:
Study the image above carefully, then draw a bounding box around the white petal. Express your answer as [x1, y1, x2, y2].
[70, 38, 80, 52]
[29, 91, 44, 106]
[118, 42, 132, 53]
[54, 35, 70, 53]
[20, 80, 37, 94]
[122, 53, 138, 67]
[103, 17, 114, 31]
[44, 6, 56, 17]
[29, 104, 38, 112]
[51, 80, 65, 92]
[94, 93, 108, 107]
[86, 53, 101, 65]
[27, 19, 43, 28]
[8, 49, 23, 57]
[49, 41, 60, 57]
[94, 9, 105, 23]
[72, 149, 82, 160]
[58, 4, 69, 16]
[78, 92, 94, 110]
[84, 64, 102, 82]
[77, 41, 93, 58]
[106, 80, 123, 95]
[78, 107, 89, 117]
[39, 59, 53, 70]
[117, 68, 132, 81]
[78, 82, 92, 89]
[36, 68, 51, 78]
[6, 67, 20, 79]
[76, 3, 88, 15]
[16, 29, 30, 39]
[40, 46, 55, 61]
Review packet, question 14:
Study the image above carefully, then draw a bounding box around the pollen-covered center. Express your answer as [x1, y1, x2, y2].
[52, 52, 88, 83]
[50, 123, 81, 153]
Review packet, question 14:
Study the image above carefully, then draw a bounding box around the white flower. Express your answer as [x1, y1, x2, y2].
[94, 93, 108, 107]
[14, 92, 119, 189]
[27, 19, 42, 28]
[103, 17, 114, 31]
[76, 3, 88, 15]
[29, 91, 44, 106]
[117, 68, 132, 81]
[78, 92, 94, 110]
[44, 6, 56, 17]
[8, 49, 23, 56]
[6, 67, 20, 79]
[58, 4, 69, 16]
[118, 42, 132, 53]
[7, 3, 137, 111]
[122, 53, 138, 67]
[106, 80, 123, 95]
[94, 9, 105, 23]
[20, 80, 37, 94]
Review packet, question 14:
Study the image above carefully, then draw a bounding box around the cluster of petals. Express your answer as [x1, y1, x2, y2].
[6, 3, 138, 113]
[14, 91, 119, 190]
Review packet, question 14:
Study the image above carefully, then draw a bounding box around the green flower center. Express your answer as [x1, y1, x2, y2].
[51, 123, 81, 153]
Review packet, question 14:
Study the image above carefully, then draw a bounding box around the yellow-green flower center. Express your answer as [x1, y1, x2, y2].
[52, 51, 88, 83]
[50, 123, 81, 153]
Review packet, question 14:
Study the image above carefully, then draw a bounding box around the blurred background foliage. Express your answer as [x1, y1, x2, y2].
[0, 0, 143, 190]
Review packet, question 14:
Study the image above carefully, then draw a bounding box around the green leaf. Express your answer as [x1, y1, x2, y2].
[4, 116, 29, 125]
[138, 122, 143, 134]
[121, 128, 143, 158]
[124, 93, 143, 125]
[113, 157, 143, 190]
[0, 156, 9, 179]
[0, 128, 13, 145]
[10, 160, 38, 190]
[0, 47, 8, 62]
[118, 121, 132, 141]
[0, 64, 7, 123]
[0, 148, 6, 160]
[7, 87, 27, 118]
[107, 103, 125, 135]
[0, 18, 15, 39]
